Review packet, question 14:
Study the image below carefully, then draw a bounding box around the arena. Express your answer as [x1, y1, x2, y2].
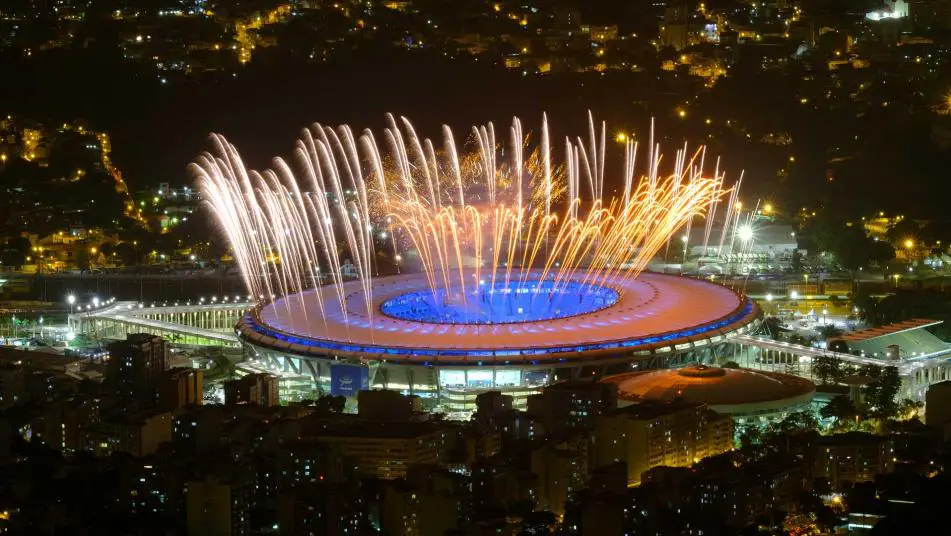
[602, 364, 815, 436]
[237, 272, 760, 411]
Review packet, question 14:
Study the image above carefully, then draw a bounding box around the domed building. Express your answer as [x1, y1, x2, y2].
[602, 365, 815, 434]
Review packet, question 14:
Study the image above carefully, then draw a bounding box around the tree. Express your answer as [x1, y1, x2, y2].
[820, 396, 857, 428]
[315, 395, 346, 414]
[791, 249, 804, 272]
[99, 241, 116, 258]
[739, 425, 763, 452]
[773, 410, 819, 435]
[0, 236, 31, 268]
[886, 218, 921, 246]
[862, 365, 901, 420]
[816, 324, 843, 340]
[812, 355, 845, 385]
[73, 248, 91, 271]
[114, 242, 140, 267]
[763, 316, 789, 339]
[897, 398, 924, 420]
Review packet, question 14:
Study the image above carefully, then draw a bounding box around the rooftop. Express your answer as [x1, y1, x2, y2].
[830, 319, 951, 360]
[836, 319, 943, 342]
[603, 365, 815, 408]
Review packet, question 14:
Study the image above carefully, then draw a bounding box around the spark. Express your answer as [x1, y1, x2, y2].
[193, 113, 737, 330]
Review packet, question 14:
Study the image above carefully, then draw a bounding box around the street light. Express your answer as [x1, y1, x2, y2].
[738, 225, 754, 242]
[67, 294, 76, 330]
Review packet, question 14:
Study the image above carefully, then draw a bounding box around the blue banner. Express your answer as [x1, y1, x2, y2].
[330, 363, 369, 397]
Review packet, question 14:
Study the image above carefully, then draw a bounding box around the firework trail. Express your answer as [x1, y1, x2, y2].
[192, 113, 738, 327]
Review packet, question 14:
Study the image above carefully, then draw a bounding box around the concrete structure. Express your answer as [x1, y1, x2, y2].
[593, 400, 733, 485]
[603, 365, 815, 436]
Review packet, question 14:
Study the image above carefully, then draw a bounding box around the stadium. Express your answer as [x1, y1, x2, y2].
[236, 272, 760, 410]
[194, 114, 763, 411]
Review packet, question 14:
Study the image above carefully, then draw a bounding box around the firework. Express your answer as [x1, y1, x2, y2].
[192, 113, 736, 328]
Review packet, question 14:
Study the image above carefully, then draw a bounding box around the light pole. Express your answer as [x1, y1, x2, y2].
[681, 234, 689, 271]
[11, 314, 16, 340]
[67, 294, 76, 331]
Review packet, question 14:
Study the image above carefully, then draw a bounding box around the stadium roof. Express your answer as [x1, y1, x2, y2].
[602, 365, 815, 409]
[832, 324, 951, 361]
[839, 329, 951, 359]
[836, 318, 943, 342]
[243, 272, 760, 363]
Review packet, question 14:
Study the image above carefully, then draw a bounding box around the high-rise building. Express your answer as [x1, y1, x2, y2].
[926, 380, 951, 433]
[224, 373, 279, 407]
[186, 471, 252, 536]
[0, 363, 25, 410]
[474, 391, 513, 429]
[313, 421, 458, 480]
[89, 410, 173, 457]
[532, 440, 588, 516]
[160, 368, 203, 411]
[593, 400, 733, 485]
[380, 479, 461, 536]
[107, 334, 168, 407]
[173, 405, 230, 455]
[276, 482, 368, 535]
[811, 432, 895, 489]
[662, 6, 690, 50]
[527, 380, 618, 438]
[358, 389, 423, 421]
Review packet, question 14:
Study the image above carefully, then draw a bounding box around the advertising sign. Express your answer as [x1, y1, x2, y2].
[330, 363, 369, 397]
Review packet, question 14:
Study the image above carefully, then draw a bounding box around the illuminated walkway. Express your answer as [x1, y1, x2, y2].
[74, 301, 250, 347]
